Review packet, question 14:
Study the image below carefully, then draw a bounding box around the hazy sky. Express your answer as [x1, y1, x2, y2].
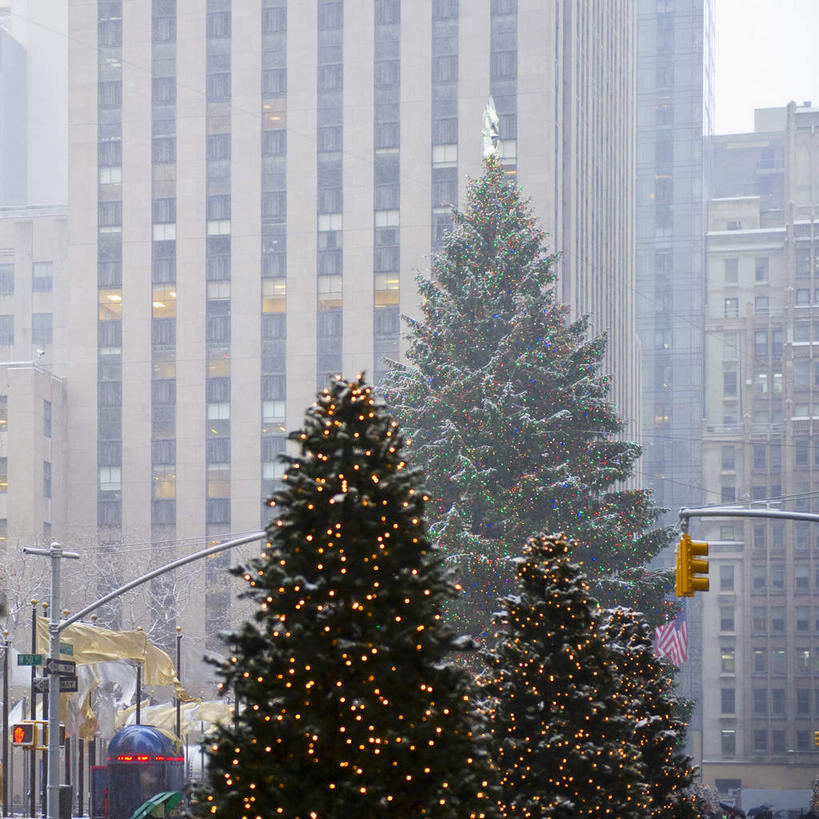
[715, 0, 819, 134]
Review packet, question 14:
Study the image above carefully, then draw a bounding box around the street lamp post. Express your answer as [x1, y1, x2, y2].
[2, 629, 9, 817]
[24, 530, 265, 819]
[175, 627, 182, 740]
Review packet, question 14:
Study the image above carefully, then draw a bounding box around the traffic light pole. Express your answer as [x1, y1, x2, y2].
[23, 530, 265, 819]
[680, 505, 819, 527]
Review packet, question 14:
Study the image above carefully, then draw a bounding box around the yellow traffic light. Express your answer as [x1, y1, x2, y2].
[11, 722, 36, 747]
[815, 730, 819, 747]
[675, 532, 709, 597]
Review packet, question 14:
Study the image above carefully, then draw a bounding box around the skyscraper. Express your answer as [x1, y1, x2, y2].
[60, 0, 639, 649]
[699, 102, 819, 799]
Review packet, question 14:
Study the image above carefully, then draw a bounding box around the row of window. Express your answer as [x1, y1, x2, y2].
[0, 457, 50, 497]
[0, 314, 53, 345]
[720, 727, 815, 756]
[0, 262, 54, 295]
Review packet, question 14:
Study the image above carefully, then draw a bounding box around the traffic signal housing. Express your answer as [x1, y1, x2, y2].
[675, 532, 709, 597]
[815, 730, 819, 747]
[11, 722, 36, 747]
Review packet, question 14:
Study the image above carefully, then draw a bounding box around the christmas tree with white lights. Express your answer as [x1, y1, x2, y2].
[195, 375, 497, 818]
[601, 606, 700, 818]
[384, 156, 672, 632]
[482, 533, 647, 819]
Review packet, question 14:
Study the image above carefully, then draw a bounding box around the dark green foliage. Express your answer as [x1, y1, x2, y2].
[601, 606, 701, 818]
[481, 533, 648, 818]
[384, 157, 673, 633]
[195, 375, 497, 819]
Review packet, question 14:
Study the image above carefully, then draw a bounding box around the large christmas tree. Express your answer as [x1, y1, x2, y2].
[601, 606, 700, 818]
[384, 156, 672, 628]
[481, 533, 647, 818]
[195, 375, 497, 818]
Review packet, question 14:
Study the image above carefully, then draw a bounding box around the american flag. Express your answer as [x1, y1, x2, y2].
[654, 603, 688, 666]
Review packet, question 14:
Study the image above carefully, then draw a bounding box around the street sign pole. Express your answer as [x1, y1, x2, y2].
[21, 543, 79, 819]
[22, 530, 265, 819]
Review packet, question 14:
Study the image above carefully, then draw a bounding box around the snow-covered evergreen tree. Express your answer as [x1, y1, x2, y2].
[601, 606, 700, 818]
[384, 157, 672, 632]
[482, 533, 647, 818]
[194, 375, 497, 818]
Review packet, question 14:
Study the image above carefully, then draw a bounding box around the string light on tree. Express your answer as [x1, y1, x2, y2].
[384, 156, 673, 635]
[193, 375, 498, 818]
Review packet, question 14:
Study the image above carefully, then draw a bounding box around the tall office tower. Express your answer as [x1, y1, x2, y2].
[0, 25, 27, 206]
[699, 103, 819, 801]
[65, 0, 638, 651]
[635, 0, 714, 514]
[634, 0, 714, 765]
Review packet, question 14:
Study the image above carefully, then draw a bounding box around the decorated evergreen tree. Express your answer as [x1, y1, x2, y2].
[195, 375, 497, 818]
[481, 533, 647, 819]
[384, 156, 672, 629]
[600, 606, 700, 818]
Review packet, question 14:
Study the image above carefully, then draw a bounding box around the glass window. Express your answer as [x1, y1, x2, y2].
[32, 261, 53, 293]
[0, 264, 14, 295]
[753, 688, 767, 714]
[755, 257, 769, 281]
[262, 279, 286, 313]
[724, 297, 739, 318]
[152, 465, 176, 499]
[723, 257, 738, 282]
[99, 466, 121, 492]
[721, 688, 735, 714]
[723, 371, 737, 396]
[752, 606, 767, 632]
[99, 289, 123, 320]
[797, 648, 811, 672]
[772, 731, 785, 754]
[721, 444, 735, 470]
[32, 313, 52, 345]
[720, 564, 734, 591]
[772, 649, 786, 673]
[796, 564, 810, 591]
[754, 296, 769, 315]
[795, 606, 810, 632]
[207, 464, 230, 498]
[753, 649, 766, 672]
[152, 285, 176, 318]
[754, 730, 767, 754]
[752, 565, 766, 592]
[43, 400, 51, 437]
[0, 396, 7, 432]
[720, 606, 735, 632]
[796, 288, 811, 305]
[797, 688, 810, 715]
[318, 275, 343, 310]
[43, 461, 51, 498]
[771, 688, 785, 715]
[721, 646, 735, 673]
[720, 729, 735, 756]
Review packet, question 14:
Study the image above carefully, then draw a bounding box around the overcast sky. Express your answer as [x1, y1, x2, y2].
[715, 0, 819, 134]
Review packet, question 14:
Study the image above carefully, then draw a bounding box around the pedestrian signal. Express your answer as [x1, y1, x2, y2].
[11, 722, 36, 747]
[675, 532, 709, 597]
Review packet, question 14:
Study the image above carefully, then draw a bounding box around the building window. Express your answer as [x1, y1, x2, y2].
[0, 457, 7, 493]
[719, 564, 734, 591]
[754, 296, 769, 316]
[772, 649, 786, 673]
[99, 466, 121, 493]
[720, 606, 735, 632]
[0, 396, 7, 432]
[796, 606, 810, 632]
[753, 688, 767, 715]
[152, 465, 176, 499]
[724, 298, 739, 318]
[32, 261, 53, 293]
[43, 400, 51, 438]
[0, 316, 12, 346]
[771, 689, 785, 715]
[724, 257, 738, 283]
[721, 647, 735, 673]
[720, 445, 735, 470]
[721, 688, 735, 714]
[0, 264, 13, 296]
[797, 648, 811, 673]
[797, 688, 810, 715]
[753, 730, 767, 755]
[31, 313, 53, 344]
[755, 257, 769, 282]
[43, 461, 51, 499]
[753, 649, 766, 672]
[796, 564, 810, 591]
[752, 606, 767, 632]
[720, 729, 736, 756]
[723, 371, 737, 396]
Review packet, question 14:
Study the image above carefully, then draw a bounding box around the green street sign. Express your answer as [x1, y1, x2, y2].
[59, 643, 73, 656]
[17, 654, 43, 666]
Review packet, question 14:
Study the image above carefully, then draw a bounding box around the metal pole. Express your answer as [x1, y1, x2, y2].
[2, 631, 8, 818]
[23, 532, 264, 819]
[175, 627, 182, 740]
[135, 665, 141, 726]
[29, 601, 36, 819]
